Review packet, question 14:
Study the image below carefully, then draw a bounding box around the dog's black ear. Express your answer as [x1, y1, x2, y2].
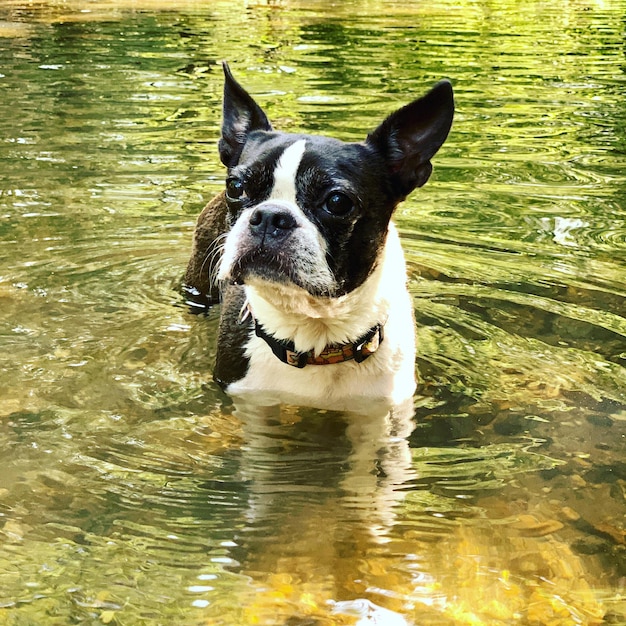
[219, 62, 273, 167]
[366, 80, 454, 198]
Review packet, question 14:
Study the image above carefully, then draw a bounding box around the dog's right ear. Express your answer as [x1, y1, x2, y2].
[218, 62, 272, 168]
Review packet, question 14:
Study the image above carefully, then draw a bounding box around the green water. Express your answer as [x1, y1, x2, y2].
[0, 1, 625, 624]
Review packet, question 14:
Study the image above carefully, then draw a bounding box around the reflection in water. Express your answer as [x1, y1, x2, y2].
[226, 400, 416, 624]
[0, 0, 625, 624]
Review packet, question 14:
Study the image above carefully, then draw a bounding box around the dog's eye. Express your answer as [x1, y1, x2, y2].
[324, 192, 354, 216]
[226, 178, 245, 201]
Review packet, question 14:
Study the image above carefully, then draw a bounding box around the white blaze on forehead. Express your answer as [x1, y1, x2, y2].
[271, 139, 306, 203]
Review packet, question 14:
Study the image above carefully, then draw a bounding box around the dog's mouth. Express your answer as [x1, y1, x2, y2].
[228, 246, 336, 297]
[230, 247, 289, 284]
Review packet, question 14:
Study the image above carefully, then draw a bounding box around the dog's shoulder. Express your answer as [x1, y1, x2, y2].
[183, 191, 230, 310]
[214, 283, 252, 387]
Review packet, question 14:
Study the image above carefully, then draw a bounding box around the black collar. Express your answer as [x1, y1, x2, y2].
[254, 320, 385, 369]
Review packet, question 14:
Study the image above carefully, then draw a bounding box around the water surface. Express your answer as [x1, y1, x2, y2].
[0, 1, 625, 624]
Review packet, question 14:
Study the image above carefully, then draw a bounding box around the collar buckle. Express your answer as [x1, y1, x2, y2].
[353, 323, 384, 363]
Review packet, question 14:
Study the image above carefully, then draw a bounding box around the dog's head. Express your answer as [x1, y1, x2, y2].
[217, 63, 454, 299]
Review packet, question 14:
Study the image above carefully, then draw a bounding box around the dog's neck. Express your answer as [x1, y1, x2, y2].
[243, 223, 407, 356]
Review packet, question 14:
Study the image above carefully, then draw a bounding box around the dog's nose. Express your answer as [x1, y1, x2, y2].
[249, 206, 297, 237]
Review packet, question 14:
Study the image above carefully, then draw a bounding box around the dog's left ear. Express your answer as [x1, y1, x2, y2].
[366, 80, 454, 198]
[218, 62, 273, 167]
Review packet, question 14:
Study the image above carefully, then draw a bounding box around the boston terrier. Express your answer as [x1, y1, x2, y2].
[184, 63, 454, 412]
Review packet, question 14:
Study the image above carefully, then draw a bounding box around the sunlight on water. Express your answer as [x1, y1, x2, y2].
[0, 0, 625, 624]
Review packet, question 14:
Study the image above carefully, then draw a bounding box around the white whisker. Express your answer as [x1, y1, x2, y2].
[200, 233, 228, 290]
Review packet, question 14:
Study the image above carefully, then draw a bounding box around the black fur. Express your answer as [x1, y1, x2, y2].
[214, 284, 251, 386]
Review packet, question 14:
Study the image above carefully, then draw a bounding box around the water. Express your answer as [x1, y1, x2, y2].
[0, 0, 625, 624]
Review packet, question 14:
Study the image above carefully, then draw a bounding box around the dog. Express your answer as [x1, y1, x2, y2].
[184, 63, 453, 412]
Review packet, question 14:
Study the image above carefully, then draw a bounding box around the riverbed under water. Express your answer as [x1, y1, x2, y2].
[0, 1, 625, 624]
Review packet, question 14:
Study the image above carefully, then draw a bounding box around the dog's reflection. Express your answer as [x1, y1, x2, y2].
[226, 399, 416, 623]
